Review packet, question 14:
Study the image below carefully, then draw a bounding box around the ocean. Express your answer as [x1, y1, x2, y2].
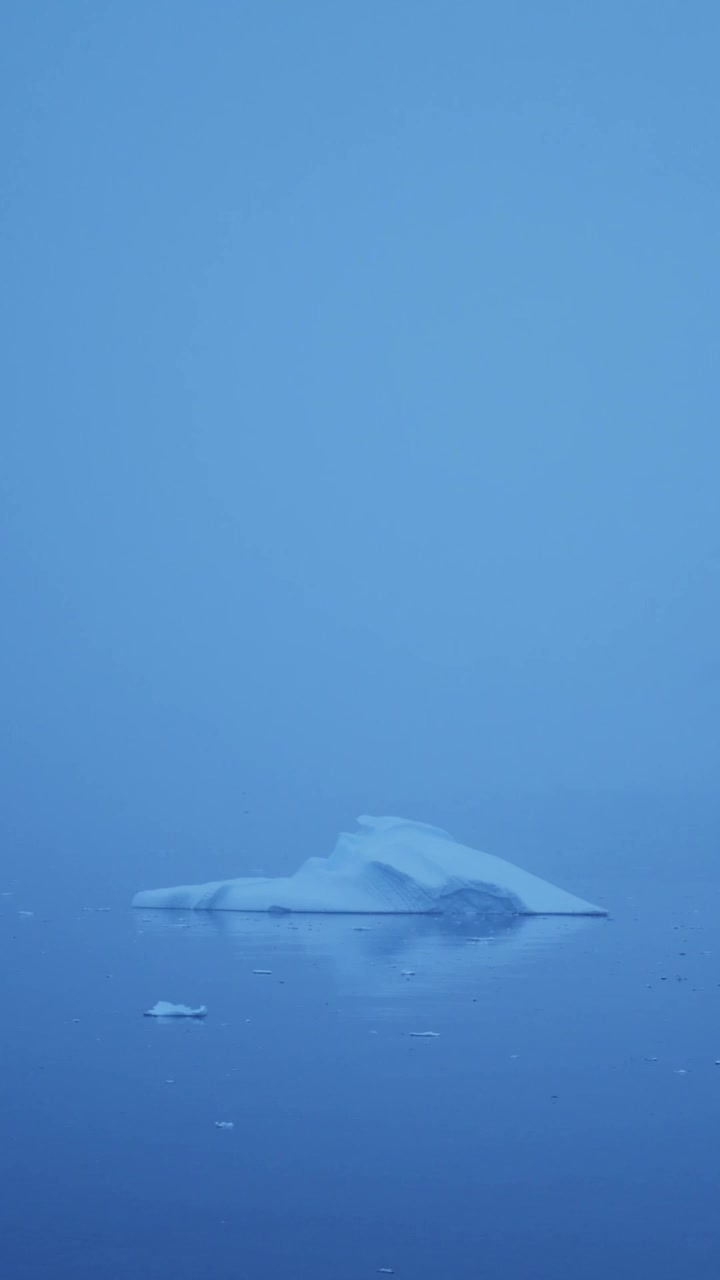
[2, 856, 718, 1279]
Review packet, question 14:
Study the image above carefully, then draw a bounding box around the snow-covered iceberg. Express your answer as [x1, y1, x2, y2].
[132, 816, 605, 917]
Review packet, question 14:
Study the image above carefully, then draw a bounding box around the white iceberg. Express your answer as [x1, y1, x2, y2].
[132, 816, 605, 917]
[144, 1001, 207, 1018]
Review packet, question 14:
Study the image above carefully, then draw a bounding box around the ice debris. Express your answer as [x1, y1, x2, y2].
[144, 1001, 208, 1018]
[132, 815, 606, 917]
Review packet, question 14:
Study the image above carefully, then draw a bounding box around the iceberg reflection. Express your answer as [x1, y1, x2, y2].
[134, 906, 600, 993]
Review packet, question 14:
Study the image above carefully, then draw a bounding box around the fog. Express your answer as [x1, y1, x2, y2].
[2, 3, 718, 905]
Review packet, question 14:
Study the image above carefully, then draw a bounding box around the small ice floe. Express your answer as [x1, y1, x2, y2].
[252, 969, 272, 975]
[409, 1031, 440, 1038]
[378, 1270, 395, 1275]
[401, 970, 415, 977]
[215, 1120, 234, 1130]
[82, 906, 111, 913]
[144, 1001, 208, 1018]
[18, 910, 34, 917]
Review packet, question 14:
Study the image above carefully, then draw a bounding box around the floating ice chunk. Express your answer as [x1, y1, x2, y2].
[144, 1001, 207, 1018]
[132, 816, 606, 917]
[215, 1120, 234, 1129]
[252, 969, 272, 975]
[410, 1031, 440, 1038]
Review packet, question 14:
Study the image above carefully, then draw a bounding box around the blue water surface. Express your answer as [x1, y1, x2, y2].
[2, 873, 719, 1279]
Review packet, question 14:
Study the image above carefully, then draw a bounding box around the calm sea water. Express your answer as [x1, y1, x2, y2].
[2, 872, 719, 1278]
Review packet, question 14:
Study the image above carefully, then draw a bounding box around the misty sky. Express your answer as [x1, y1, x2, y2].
[2, 3, 718, 891]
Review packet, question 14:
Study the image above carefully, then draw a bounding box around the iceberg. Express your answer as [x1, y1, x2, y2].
[132, 816, 605, 917]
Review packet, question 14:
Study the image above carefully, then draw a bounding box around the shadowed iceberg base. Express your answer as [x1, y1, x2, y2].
[132, 816, 606, 916]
